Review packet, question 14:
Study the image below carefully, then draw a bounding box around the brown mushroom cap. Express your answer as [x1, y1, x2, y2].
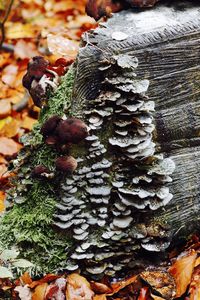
[41, 115, 62, 137]
[55, 156, 78, 173]
[56, 118, 89, 144]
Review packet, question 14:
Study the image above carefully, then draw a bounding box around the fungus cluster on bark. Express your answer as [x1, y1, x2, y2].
[22, 56, 73, 107]
[86, 0, 159, 20]
[53, 50, 175, 276]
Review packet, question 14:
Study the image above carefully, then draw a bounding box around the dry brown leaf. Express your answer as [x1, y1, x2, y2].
[66, 273, 94, 300]
[32, 282, 48, 300]
[151, 294, 165, 300]
[0, 137, 21, 156]
[189, 266, 200, 300]
[0, 191, 5, 212]
[169, 249, 197, 298]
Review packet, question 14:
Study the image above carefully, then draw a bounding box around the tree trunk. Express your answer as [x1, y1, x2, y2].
[0, 0, 200, 278]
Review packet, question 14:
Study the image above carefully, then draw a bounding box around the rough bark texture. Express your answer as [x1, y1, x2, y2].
[0, 0, 200, 278]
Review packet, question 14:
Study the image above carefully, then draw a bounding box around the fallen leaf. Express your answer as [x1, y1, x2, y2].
[5, 22, 38, 39]
[0, 100, 11, 118]
[14, 284, 32, 300]
[29, 274, 60, 289]
[0, 118, 20, 138]
[66, 273, 94, 300]
[93, 295, 107, 300]
[21, 116, 37, 131]
[32, 282, 48, 300]
[0, 53, 11, 68]
[0, 137, 21, 156]
[14, 40, 39, 59]
[45, 278, 66, 300]
[169, 249, 197, 298]
[140, 271, 176, 299]
[47, 33, 79, 58]
[189, 266, 200, 300]
[194, 256, 200, 267]
[110, 275, 137, 295]
[90, 282, 112, 294]
[2, 64, 18, 87]
[0, 191, 5, 212]
[138, 287, 149, 300]
[20, 272, 32, 285]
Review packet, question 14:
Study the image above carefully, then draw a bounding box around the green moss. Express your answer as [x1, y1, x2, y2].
[0, 68, 76, 275]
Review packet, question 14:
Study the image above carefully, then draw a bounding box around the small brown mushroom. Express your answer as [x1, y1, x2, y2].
[41, 115, 62, 137]
[55, 156, 78, 173]
[56, 118, 89, 144]
[32, 165, 51, 177]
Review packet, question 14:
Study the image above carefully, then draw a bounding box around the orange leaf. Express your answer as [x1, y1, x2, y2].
[0, 191, 5, 212]
[110, 275, 137, 295]
[20, 272, 32, 285]
[21, 116, 37, 131]
[93, 295, 107, 300]
[32, 282, 48, 300]
[66, 273, 94, 300]
[90, 282, 112, 294]
[189, 266, 200, 300]
[0, 137, 21, 156]
[169, 249, 197, 297]
[29, 274, 59, 289]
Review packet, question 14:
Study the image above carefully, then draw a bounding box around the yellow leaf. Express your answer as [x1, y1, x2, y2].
[5, 22, 38, 39]
[169, 249, 197, 298]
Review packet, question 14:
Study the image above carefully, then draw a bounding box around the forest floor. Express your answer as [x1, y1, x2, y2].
[0, 1, 200, 299]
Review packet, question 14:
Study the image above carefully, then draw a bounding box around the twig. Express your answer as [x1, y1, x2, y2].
[0, 0, 14, 48]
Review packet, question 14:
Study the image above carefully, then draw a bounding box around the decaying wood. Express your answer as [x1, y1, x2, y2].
[60, 0, 200, 275]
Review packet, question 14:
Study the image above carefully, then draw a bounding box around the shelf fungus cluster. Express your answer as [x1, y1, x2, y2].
[53, 53, 176, 277]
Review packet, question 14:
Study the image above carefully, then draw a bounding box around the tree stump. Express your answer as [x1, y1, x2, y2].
[0, 0, 200, 278]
